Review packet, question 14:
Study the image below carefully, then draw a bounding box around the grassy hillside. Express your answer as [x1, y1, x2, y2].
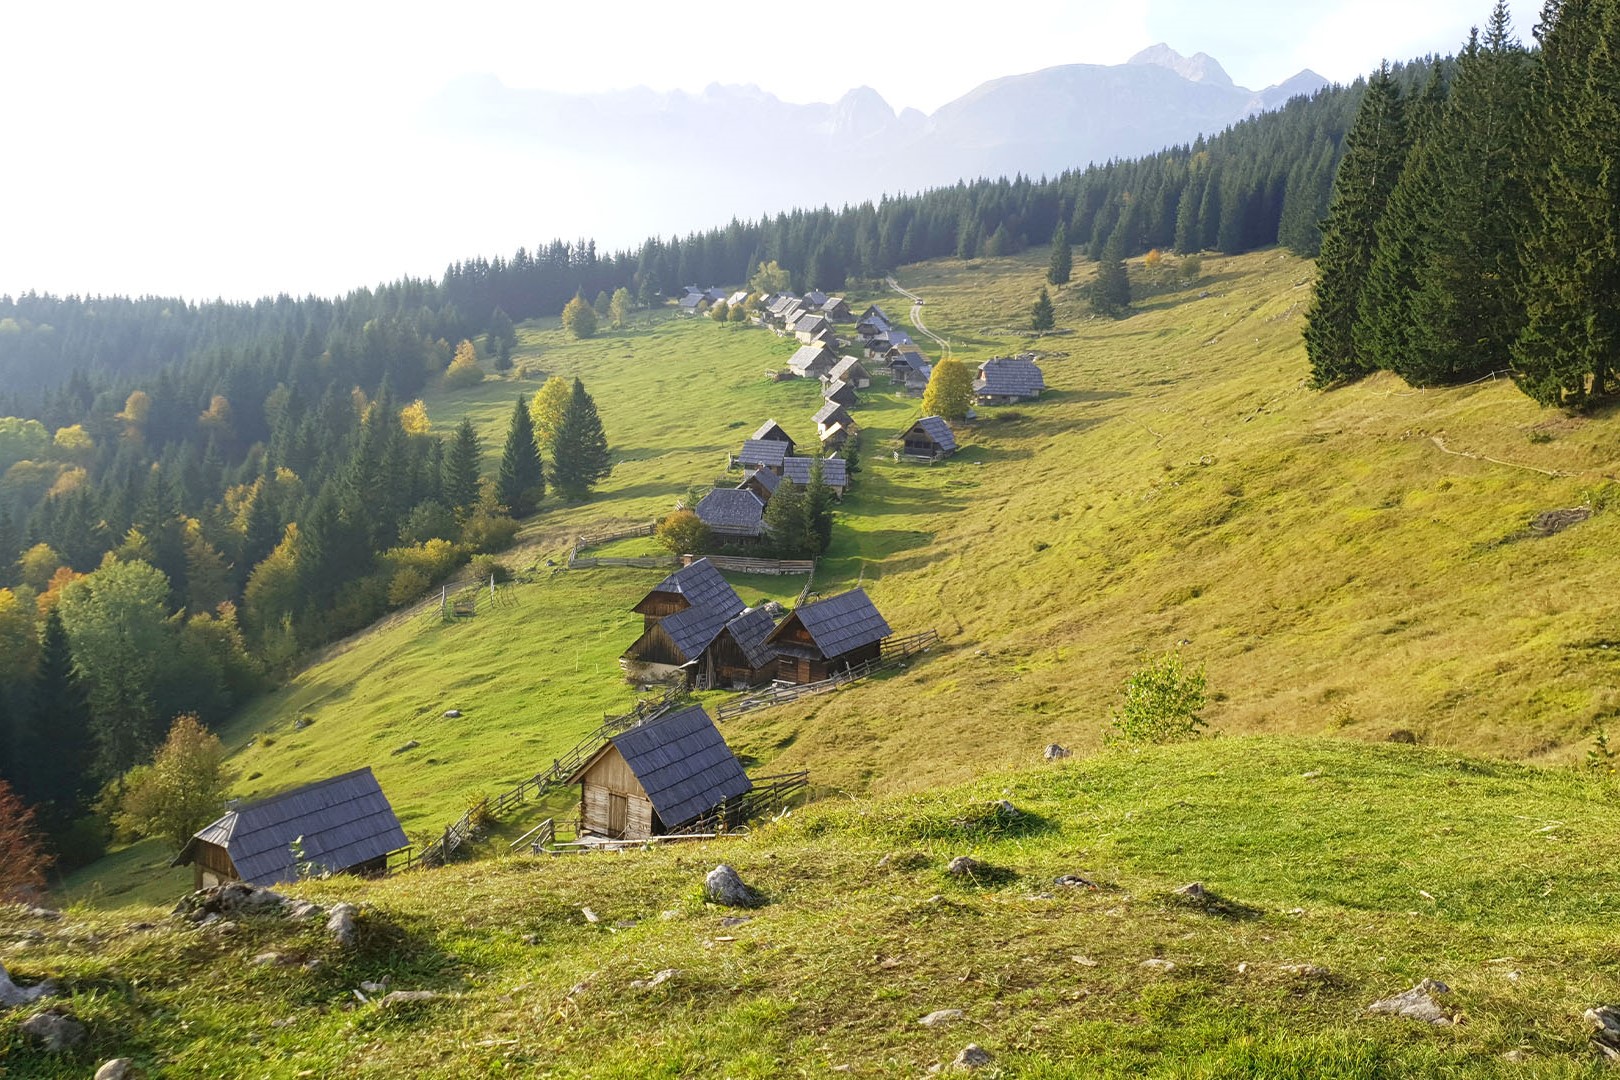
[11, 739, 1620, 1076]
[64, 245, 1620, 907]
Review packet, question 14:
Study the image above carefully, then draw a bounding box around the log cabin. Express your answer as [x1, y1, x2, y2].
[764, 587, 892, 684]
[621, 558, 778, 687]
[567, 704, 753, 840]
[171, 767, 407, 889]
[974, 354, 1046, 404]
[901, 416, 957, 460]
[748, 419, 797, 454]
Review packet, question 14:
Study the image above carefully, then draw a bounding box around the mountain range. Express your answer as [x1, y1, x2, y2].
[425, 45, 1327, 229]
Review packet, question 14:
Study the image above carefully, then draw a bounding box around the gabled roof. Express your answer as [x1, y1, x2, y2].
[824, 379, 858, 405]
[769, 587, 891, 660]
[783, 456, 848, 487]
[793, 313, 831, 334]
[642, 557, 744, 619]
[788, 344, 837, 376]
[696, 489, 766, 534]
[861, 304, 892, 322]
[812, 399, 851, 426]
[738, 438, 789, 468]
[727, 290, 751, 307]
[703, 287, 728, 303]
[658, 600, 741, 661]
[749, 419, 795, 445]
[722, 606, 779, 669]
[766, 294, 798, 315]
[738, 467, 781, 497]
[907, 416, 957, 453]
[975, 355, 1046, 397]
[173, 768, 407, 887]
[826, 356, 869, 383]
[804, 290, 830, 307]
[585, 705, 753, 829]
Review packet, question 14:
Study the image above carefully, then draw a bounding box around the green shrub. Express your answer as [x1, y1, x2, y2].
[1106, 651, 1208, 745]
[468, 554, 511, 583]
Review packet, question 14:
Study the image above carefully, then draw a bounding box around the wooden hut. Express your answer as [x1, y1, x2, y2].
[748, 419, 797, 454]
[171, 768, 407, 889]
[975, 354, 1046, 404]
[765, 588, 892, 683]
[621, 558, 777, 687]
[736, 438, 790, 472]
[902, 416, 957, 460]
[788, 344, 838, 379]
[783, 455, 849, 496]
[812, 399, 854, 438]
[696, 489, 766, 539]
[567, 704, 753, 840]
[823, 378, 859, 407]
[737, 467, 781, 504]
[824, 355, 871, 389]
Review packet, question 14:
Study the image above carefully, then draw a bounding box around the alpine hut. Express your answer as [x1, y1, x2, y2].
[824, 355, 871, 389]
[901, 416, 957, 460]
[694, 488, 767, 539]
[764, 587, 892, 684]
[812, 399, 854, 439]
[620, 558, 778, 687]
[171, 767, 407, 889]
[736, 437, 790, 472]
[567, 704, 753, 840]
[788, 343, 838, 379]
[823, 378, 860, 407]
[783, 455, 848, 496]
[748, 419, 797, 454]
[974, 354, 1046, 404]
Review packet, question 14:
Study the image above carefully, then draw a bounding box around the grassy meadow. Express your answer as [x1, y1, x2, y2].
[61, 245, 1620, 908]
[13, 739, 1620, 1077]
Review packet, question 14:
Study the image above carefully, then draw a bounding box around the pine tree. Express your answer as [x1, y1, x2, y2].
[1031, 286, 1056, 331]
[487, 307, 515, 371]
[443, 418, 482, 518]
[1304, 65, 1410, 386]
[497, 396, 545, 516]
[1089, 238, 1132, 318]
[805, 457, 836, 554]
[26, 608, 94, 814]
[763, 481, 809, 558]
[549, 379, 611, 501]
[1047, 221, 1073, 285]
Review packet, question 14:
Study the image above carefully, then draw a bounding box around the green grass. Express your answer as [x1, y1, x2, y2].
[13, 739, 1620, 1076]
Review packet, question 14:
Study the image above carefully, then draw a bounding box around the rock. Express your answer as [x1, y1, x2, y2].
[704, 864, 762, 908]
[0, 961, 58, 1007]
[1503, 1049, 1532, 1063]
[918, 1009, 964, 1027]
[251, 952, 282, 966]
[391, 740, 419, 756]
[1280, 964, 1331, 979]
[1586, 1005, 1620, 1060]
[991, 799, 1019, 819]
[360, 980, 387, 993]
[1044, 743, 1072, 761]
[25, 907, 61, 921]
[285, 900, 322, 921]
[1174, 882, 1206, 901]
[1072, 956, 1099, 967]
[379, 990, 440, 1008]
[1368, 979, 1454, 1025]
[20, 1006, 86, 1051]
[443, 709, 462, 718]
[581, 907, 600, 924]
[951, 1044, 994, 1070]
[1054, 874, 1097, 889]
[1140, 959, 1176, 972]
[293, 717, 312, 731]
[947, 856, 983, 877]
[95, 1059, 135, 1080]
[521, 933, 539, 946]
[718, 916, 752, 928]
[629, 968, 679, 989]
[1301, 770, 1323, 780]
[326, 903, 359, 948]
[173, 882, 285, 922]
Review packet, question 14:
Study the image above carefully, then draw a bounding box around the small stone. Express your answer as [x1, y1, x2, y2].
[1503, 1049, 1532, 1063]
[1140, 958, 1176, 972]
[252, 952, 281, 966]
[270, 1018, 295, 1029]
[360, 980, 387, 994]
[1280, 964, 1331, 979]
[293, 717, 312, 731]
[919, 1009, 964, 1027]
[25, 908, 61, 922]
[20, 1007, 87, 1051]
[990, 799, 1018, 819]
[95, 1058, 135, 1080]
[0, 961, 58, 1007]
[443, 709, 462, 718]
[285, 900, 322, 921]
[1301, 771, 1323, 780]
[326, 903, 359, 948]
[1054, 874, 1097, 889]
[1586, 1005, 1620, 1059]
[1236, 962, 1250, 974]
[1174, 882, 1206, 901]
[379, 990, 441, 1008]
[704, 864, 763, 908]
[1044, 743, 1072, 761]
[205, 920, 238, 936]
[581, 907, 600, 924]
[391, 740, 420, 756]
[951, 1044, 994, 1070]
[521, 934, 540, 946]
[947, 856, 982, 877]
[718, 916, 752, 928]
[629, 968, 679, 990]
[1368, 978, 1453, 1026]
[1072, 955, 1099, 967]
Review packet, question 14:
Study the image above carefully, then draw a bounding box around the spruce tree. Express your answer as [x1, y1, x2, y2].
[1304, 65, 1410, 386]
[1047, 221, 1073, 285]
[497, 396, 545, 516]
[27, 608, 94, 814]
[1089, 237, 1132, 318]
[549, 378, 611, 502]
[763, 481, 809, 558]
[805, 457, 836, 554]
[1031, 287, 1056, 331]
[443, 418, 482, 518]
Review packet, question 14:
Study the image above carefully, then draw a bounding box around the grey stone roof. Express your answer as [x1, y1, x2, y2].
[678, 293, 705, 310]
[696, 489, 766, 535]
[861, 304, 892, 323]
[826, 356, 869, 383]
[605, 705, 753, 829]
[908, 416, 957, 453]
[174, 768, 407, 887]
[824, 379, 858, 405]
[975, 355, 1045, 398]
[648, 558, 745, 620]
[659, 600, 740, 661]
[771, 587, 891, 660]
[783, 456, 848, 487]
[788, 344, 836, 376]
[738, 467, 782, 497]
[812, 400, 850, 426]
[723, 606, 780, 669]
[804, 290, 830, 307]
[793, 314, 831, 336]
[738, 439, 789, 468]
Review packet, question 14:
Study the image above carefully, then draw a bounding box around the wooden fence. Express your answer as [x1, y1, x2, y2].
[568, 554, 678, 570]
[688, 771, 812, 832]
[702, 555, 814, 576]
[715, 629, 941, 720]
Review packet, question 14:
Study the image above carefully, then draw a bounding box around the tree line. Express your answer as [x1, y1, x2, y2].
[1307, 0, 1620, 407]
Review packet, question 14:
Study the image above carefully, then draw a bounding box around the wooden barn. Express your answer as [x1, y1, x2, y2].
[783, 455, 849, 496]
[736, 438, 790, 472]
[567, 704, 753, 840]
[620, 557, 777, 687]
[737, 466, 781, 504]
[748, 419, 797, 454]
[765, 587, 892, 684]
[975, 354, 1046, 404]
[902, 416, 957, 460]
[824, 356, 871, 389]
[812, 399, 854, 438]
[171, 767, 407, 889]
[788, 344, 838, 378]
[823, 378, 859, 407]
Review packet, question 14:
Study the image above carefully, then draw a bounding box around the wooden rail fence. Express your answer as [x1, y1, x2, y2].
[715, 630, 940, 720]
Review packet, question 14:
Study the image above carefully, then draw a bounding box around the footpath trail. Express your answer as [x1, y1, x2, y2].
[886, 275, 951, 359]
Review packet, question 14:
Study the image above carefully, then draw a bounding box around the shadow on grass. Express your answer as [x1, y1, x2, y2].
[1162, 886, 1265, 922]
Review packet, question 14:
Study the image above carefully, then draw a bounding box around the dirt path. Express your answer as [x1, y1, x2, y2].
[886, 275, 951, 359]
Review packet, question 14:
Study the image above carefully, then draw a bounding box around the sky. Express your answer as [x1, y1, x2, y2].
[0, 0, 1541, 302]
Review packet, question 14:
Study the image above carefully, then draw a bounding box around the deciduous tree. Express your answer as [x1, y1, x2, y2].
[115, 714, 231, 851]
[655, 509, 711, 555]
[528, 375, 572, 456]
[562, 292, 598, 339]
[443, 340, 484, 389]
[0, 779, 52, 901]
[921, 357, 976, 420]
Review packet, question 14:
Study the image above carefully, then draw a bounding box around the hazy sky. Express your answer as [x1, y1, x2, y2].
[0, 0, 1540, 301]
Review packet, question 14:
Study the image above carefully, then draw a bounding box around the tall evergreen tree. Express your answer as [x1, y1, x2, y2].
[1512, 0, 1620, 405]
[1089, 237, 1132, 318]
[549, 379, 612, 501]
[1031, 286, 1056, 331]
[1047, 222, 1073, 285]
[1305, 65, 1410, 386]
[443, 418, 482, 518]
[805, 457, 836, 554]
[497, 396, 545, 516]
[26, 608, 94, 818]
[763, 480, 809, 558]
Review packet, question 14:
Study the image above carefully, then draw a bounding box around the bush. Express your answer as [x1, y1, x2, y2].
[468, 554, 511, 584]
[462, 507, 519, 553]
[387, 567, 431, 606]
[656, 509, 712, 555]
[1106, 651, 1208, 745]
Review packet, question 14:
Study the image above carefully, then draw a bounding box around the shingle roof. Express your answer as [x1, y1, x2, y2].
[647, 558, 744, 620]
[738, 467, 781, 496]
[788, 344, 836, 375]
[659, 600, 740, 660]
[696, 489, 766, 534]
[975, 355, 1045, 398]
[824, 379, 858, 405]
[908, 416, 957, 453]
[783, 456, 848, 487]
[749, 419, 794, 444]
[805, 290, 830, 307]
[772, 588, 891, 660]
[812, 400, 850, 426]
[723, 607, 779, 669]
[607, 705, 753, 829]
[174, 768, 407, 886]
[738, 438, 789, 468]
[793, 314, 831, 335]
[861, 304, 892, 323]
[827, 356, 868, 383]
[678, 293, 705, 310]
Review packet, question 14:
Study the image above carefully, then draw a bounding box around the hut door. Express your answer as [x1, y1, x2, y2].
[607, 793, 629, 838]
